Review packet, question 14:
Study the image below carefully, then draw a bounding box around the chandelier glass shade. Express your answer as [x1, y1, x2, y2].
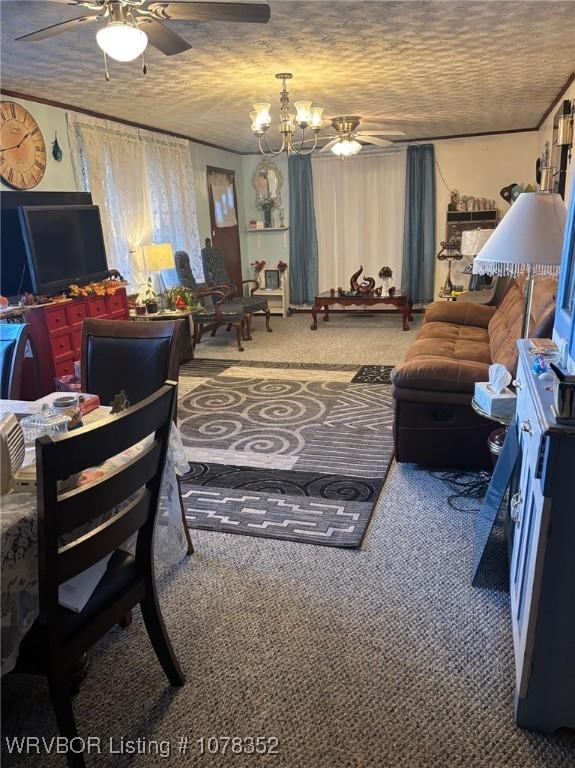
[96, 22, 148, 62]
[250, 73, 324, 157]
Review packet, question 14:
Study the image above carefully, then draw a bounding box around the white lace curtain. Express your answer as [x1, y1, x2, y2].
[67, 114, 202, 291]
[312, 148, 407, 293]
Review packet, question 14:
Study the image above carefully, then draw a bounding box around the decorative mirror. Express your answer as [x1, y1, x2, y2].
[252, 158, 283, 209]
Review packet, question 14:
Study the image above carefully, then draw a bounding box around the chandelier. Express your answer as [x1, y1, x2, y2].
[250, 73, 324, 157]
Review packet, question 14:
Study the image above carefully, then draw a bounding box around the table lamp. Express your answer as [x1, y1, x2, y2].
[472, 192, 567, 337]
[142, 243, 174, 297]
[460, 228, 492, 291]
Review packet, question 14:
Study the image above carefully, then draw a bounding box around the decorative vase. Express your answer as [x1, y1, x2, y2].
[382, 276, 393, 296]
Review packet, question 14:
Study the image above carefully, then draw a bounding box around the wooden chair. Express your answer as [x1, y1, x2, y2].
[81, 318, 194, 555]
[200, 242, 273, 336]
[174, 250, 248, 350]
[16, 384, 184, 768]
[0, 322, 30, 399]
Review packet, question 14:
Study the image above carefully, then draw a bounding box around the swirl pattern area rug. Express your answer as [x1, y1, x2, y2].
[177, 360, 395, 547]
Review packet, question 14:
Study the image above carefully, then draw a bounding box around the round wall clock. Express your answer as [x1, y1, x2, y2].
[0, 101, 47, 189]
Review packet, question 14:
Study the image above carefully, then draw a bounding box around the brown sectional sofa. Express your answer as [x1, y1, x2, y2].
[391, 278, 557, 469]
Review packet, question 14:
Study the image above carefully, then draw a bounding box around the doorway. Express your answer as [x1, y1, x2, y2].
[206, 166, 242, 286]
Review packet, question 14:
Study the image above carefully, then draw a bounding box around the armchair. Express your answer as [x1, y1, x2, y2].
[174, 251, 246, 351]
[201, 240, 272, 336]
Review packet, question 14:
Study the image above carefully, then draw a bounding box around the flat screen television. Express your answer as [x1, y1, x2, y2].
[18, 205, 109, 295]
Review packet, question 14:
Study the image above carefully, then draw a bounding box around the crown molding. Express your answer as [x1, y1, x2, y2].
[536, 71, 575, 129]
[0, 88, 241, 155]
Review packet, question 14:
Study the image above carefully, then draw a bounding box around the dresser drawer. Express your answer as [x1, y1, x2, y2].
[50, 332, 74, 360]
[66, 301, 87, 326]
[106, 292, 126, 314]
[72, 327, 83, 355]
[86, 297, 108, 317]
[45, 306, 69, 332]
[54, 358, 76, 378]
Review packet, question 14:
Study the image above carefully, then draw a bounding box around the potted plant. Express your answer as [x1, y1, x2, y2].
[144, 277, 158, 314]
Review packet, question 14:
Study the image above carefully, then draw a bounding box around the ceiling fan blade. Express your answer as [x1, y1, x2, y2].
[301, 135, 337, 145]
[320, 139, 339, 153]
[147, 2, 271, 23]
[15, 13, 103, 42]
[137, 18, 192, 55]
[359, 136, 393, 148]
[358, 130, 406, 137]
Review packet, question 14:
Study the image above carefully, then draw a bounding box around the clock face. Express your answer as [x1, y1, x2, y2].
[0, 101, 46, 190]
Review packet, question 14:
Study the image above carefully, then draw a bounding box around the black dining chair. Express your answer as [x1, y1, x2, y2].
[81, 318, 193, 555]
[0, 322, 30, 399]
[15, 383, 184, 768]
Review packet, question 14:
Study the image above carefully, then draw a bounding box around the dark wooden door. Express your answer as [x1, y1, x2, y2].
[207, 166, 242, 286]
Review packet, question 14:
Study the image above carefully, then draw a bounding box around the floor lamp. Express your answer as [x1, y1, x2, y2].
[472, 192, 567, 337]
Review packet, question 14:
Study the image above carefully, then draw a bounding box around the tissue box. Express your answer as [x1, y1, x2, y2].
[474, 382, 517, 419]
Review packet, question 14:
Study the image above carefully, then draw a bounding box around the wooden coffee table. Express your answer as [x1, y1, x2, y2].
[311, 291, 413, 331]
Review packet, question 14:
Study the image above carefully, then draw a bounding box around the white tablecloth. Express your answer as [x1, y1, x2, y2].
[0, 424, 189, 676]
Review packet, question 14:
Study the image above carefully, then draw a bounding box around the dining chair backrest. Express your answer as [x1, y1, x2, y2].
[0, 323, 29, 399]
[81, 318, 183, 407]
[201, 244, 231, 286]
[174, 250, 197, 290]
[35, 382, 176, 632]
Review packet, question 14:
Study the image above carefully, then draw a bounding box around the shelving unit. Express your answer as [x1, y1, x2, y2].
[253, 268, 290, 317]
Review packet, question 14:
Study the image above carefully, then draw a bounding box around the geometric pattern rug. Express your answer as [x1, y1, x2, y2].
[177, 360, 395, 547]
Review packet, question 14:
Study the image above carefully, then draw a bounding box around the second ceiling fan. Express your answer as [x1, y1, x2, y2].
[318, 116, 405, 157]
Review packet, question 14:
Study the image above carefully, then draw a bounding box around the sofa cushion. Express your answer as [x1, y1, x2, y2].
[391, 357, 490, 394]
[405, 335, 492, 366]
[424, 301, 496, 328]
[417, 322, 490, 344]
[488, 278, 557, 372]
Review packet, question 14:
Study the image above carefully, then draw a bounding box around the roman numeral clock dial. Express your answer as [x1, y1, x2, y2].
[0, 101, 46, 189]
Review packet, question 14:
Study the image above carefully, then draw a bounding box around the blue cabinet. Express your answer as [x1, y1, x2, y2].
[554, 176, 575, 366]
[510, 342, 575, 731]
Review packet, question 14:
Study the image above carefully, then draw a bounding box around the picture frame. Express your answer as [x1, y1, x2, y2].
[264, 269, 280, 290]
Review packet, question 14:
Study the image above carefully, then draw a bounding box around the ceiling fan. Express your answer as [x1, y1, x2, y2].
[15, 1, 271, 70]
[317, 116, 406, 157]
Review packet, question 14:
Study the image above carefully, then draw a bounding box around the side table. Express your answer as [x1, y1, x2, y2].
[471, 398, 514, 465]
[130, 309, 197, 362]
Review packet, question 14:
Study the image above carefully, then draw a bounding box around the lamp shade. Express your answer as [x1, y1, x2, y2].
[143, 243, 174, 271]
[460, 228, 492, 256]
[473, 192, 566, 278]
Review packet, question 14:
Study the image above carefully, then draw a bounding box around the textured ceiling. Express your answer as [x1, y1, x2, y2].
[1, 0, 574, 152]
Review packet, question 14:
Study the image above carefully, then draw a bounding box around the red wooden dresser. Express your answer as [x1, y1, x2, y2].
[23, 288, 129, 396]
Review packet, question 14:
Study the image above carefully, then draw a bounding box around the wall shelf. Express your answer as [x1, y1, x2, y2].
[246, 227, 289, 233]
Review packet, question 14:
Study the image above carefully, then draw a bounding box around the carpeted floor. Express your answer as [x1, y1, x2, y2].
[193, 311, 422, 365]
[3, 463, 575, 767]
[177, 361, 395, 547]
[3, 314, 575, 766]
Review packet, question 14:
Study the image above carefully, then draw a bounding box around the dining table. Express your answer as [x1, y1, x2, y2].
[0, 393, 190, 676]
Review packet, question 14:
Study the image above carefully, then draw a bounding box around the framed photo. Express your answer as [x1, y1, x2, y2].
[264, 269, 280, 290]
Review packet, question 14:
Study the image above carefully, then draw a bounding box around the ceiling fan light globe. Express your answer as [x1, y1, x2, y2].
[96, 23, 148, 62]
[332, 139, 362, 157]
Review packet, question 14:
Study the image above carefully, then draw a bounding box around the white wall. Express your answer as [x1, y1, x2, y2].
[537, 80, 575, 206]
[240, 154, 289, 273]
[188, 142, 248, 274]
[0, 96, 78, 192]
[0, 96, 254, 277]
[430, 131, 540, 297]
